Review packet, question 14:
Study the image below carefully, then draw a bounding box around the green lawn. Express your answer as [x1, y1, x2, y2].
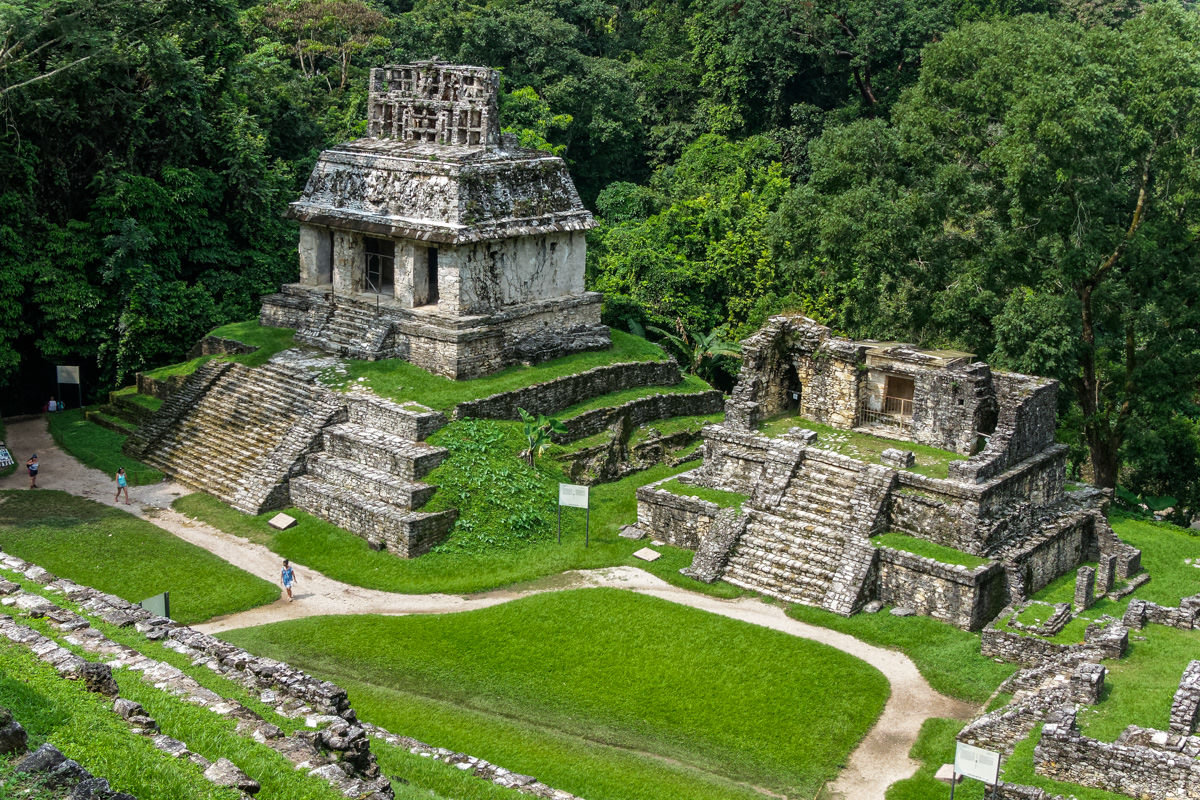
[111, 385, 163, 412]
[655, 478, 748, 509]
[171, 456, 745, 599]
[328, 330, 671, 413]
[45, 409, 162, 485]
[0, 490, 277, 624]
[555, 373, 711, 420]
[758, 413, 967, 479]
[0, 640, 240, 800]
[872, 532, 991, 569]
[886, 718, 986, 800]
[222, 588, 890, 800]
[786, 603, 1015, 703]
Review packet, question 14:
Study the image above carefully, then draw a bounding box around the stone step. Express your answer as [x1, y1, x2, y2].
[322, 423, 448, 480]
[733, 529, 846, 565]
[728, 535, 847, 576]
[721, 563, 827, 605]
[290, 477, 454, 558]
[305, 454, 435, 510]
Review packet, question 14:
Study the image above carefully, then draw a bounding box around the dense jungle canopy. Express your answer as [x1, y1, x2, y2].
[1, 0, 1197, 514]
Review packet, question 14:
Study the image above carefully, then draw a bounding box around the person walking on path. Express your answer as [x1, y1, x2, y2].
[281, 559, 297, 602]
[114, 467, 130, 504]
[26, 454, 38, 488]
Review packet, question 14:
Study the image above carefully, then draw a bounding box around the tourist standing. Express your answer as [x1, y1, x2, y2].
[26, 454, 38, 488]
[114, 467, 129, 505]
[281, 559, 297, 602]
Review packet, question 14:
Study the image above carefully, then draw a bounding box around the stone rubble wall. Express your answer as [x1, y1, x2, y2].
[874, 548, 1007, 630]
[948, 373, 1058, 485]
[187, 335, 258, 360]
[558, 424, 702, 486]
[363, 723, 584, 800]
[694, 425, 776, 495]
[636, 472, 725, 549]
[553, 390, 724, 445]
[289, 480, 455, 557]
[1122, 595, 1200, 631]
[1036, 707, 1200, 798]
[980, 607, 1128, 666]
[0, 553, 587, 800]
[1171, 660, 1200, 736]
[453, 360, 682, 420]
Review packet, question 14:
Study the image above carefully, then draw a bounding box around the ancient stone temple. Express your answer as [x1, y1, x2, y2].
[259, 61, 608, 378]
[634, 315, 1141, 629]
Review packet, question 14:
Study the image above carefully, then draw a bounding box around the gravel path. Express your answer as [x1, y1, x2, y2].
[0, 416, 977, 798]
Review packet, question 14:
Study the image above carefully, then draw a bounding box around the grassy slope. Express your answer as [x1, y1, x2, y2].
[0, 640, 241, 800]
[140, 322, 300, 381]
[329, 330, 671, 413]
[785, 604, 1016, 703]
[223, 588, 890, 800]
[655, 478, 748, 508]
[0, 490, 277, 624]
[46, 409, 162, 485]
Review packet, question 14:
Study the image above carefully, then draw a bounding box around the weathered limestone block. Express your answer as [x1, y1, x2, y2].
[1073, 566, 1095, 611]
[880, 448, 915, 468]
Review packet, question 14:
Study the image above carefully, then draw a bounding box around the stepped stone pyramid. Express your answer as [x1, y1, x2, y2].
[125, 360, 455, 558]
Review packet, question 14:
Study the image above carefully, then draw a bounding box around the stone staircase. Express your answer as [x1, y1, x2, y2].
[296, 300, 392, 361]
[290, 395, 457, 557]
[125, 361, 345, 514]
[721, 448, 885, 615]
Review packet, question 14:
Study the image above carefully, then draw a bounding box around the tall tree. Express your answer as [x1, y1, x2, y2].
[775, 3, 1200, 490]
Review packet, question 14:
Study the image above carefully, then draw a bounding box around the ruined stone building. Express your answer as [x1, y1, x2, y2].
[637, 315, 1140, 630]
[259, 61, 608, 378]
[127, 62, 619, 558]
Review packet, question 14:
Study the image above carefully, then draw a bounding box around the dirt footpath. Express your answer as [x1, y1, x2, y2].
[0, 416, 977, 799]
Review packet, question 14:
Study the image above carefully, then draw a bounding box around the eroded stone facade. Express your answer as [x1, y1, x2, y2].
[260, 61, 608, 378]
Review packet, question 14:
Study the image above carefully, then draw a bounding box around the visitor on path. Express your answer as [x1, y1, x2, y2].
[114, 468, 129, 505]
[281, 560, 297, 602]
[45, 398, 57, 413]
[26, 454, 38, 488]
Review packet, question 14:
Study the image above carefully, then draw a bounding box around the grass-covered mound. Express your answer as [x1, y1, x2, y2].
[140, 321, 300, 383]
[326, 329, 672, 412]
[222, 588, 890, 800]
[871, 532, 990, 569]
[46, 409, 162, 485]
[0, 490, 277, 624]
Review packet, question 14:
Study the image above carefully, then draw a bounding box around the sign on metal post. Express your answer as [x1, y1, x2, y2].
[951, 742, 1000, 799]
[56, 365, 82, 409]
[139, 591, 170, 619]
[557, 483, 590, 547]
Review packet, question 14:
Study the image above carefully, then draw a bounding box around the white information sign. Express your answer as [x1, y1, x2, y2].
[0, 448, 11, 468]
[56, 365, 81, 384]
[954, 742, 1000, 784]
[558, 483, 589, 509]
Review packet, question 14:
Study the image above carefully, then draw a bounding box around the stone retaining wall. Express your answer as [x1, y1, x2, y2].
[347, 395, 445, 441]
[453, 360, 682, 420]
[980, 608, 1128, 666]
[187, 335, 257, 359]
[134, 371, 189, 401]
[1036, 708, 1200, 798]
[636, 473, 725, 549]
[554, 390, 724, 445]
[874, 547, 1007, 630]
[1170, 660, 1200, 736]
[1123, 595, 1200, 630]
